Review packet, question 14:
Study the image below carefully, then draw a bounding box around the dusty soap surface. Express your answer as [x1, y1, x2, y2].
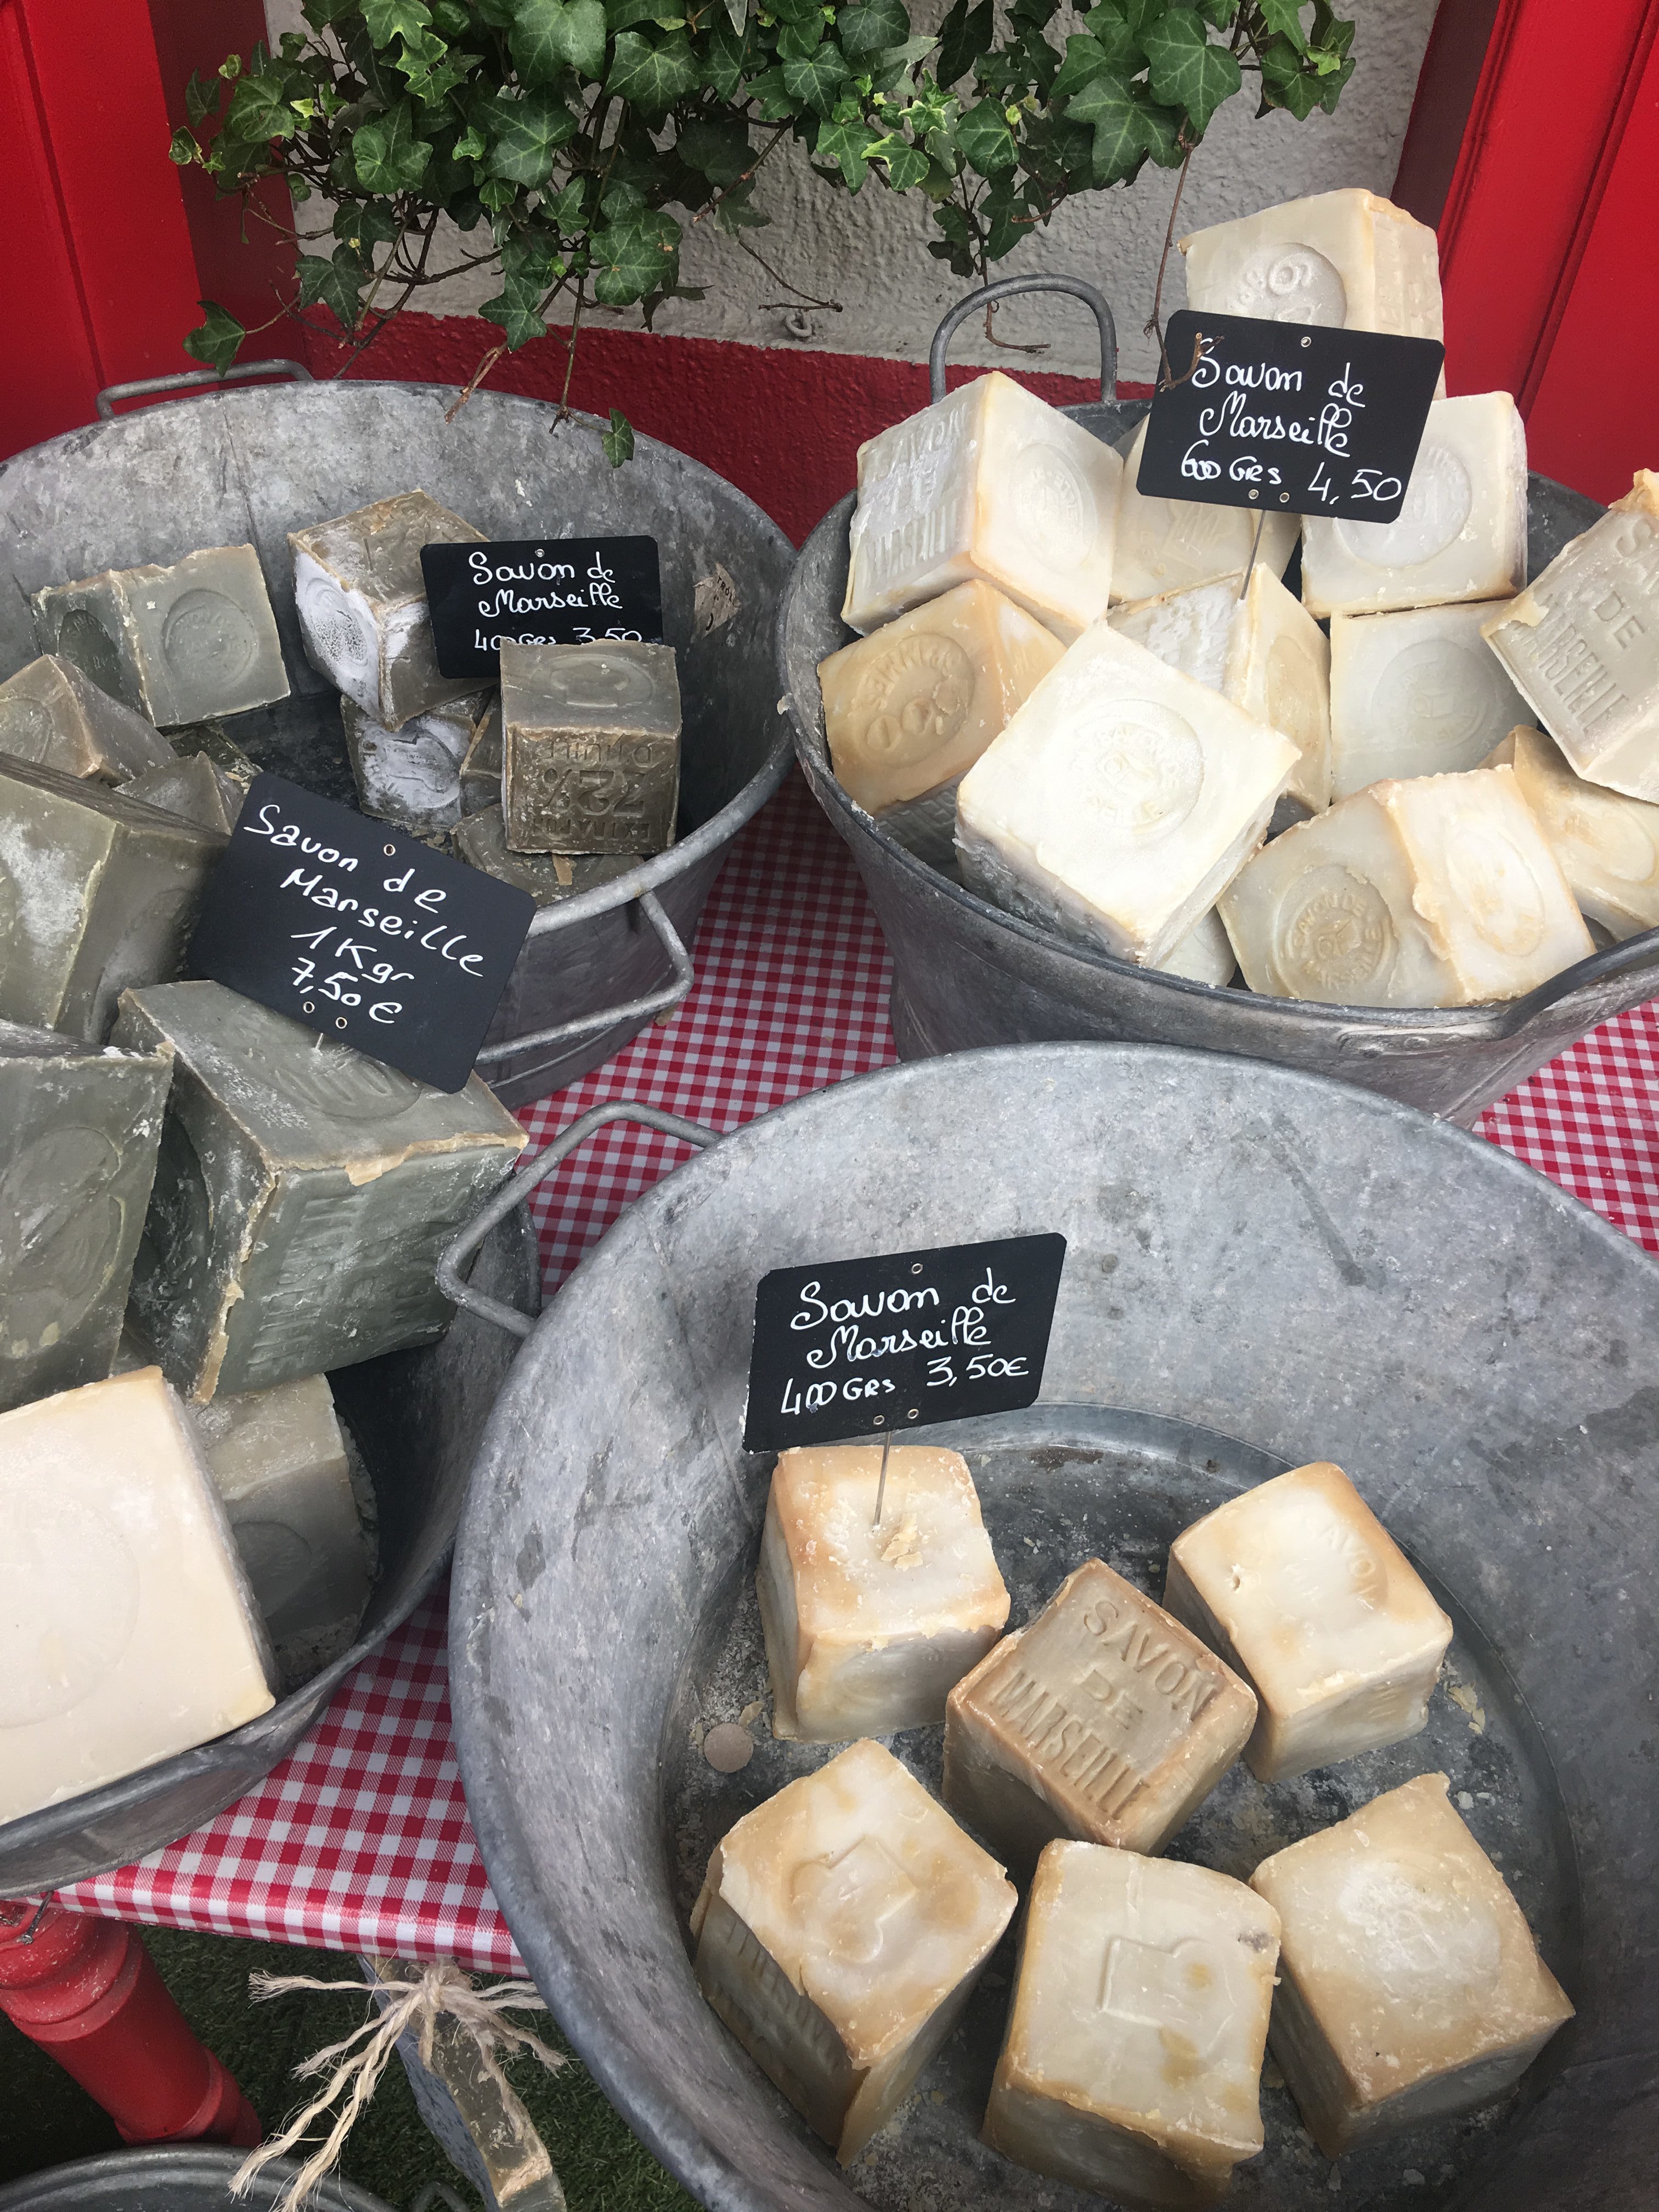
[500, 639, 681, 855]
[0, 1367, 275, 1825]
[984, 1842, 1280, 2212]
[1178, 189, 1443, 344]
[1250, 1773, 1573, 2155]
[120, 752, 244, 837]
[1488, 723, 1659, 938]
[1165, 1463, 1454, 1783]
[342, 691, 488, 836]
[691, 1736, 1017, 2162]
[758, 1443, 1011, 1741]
[1329, 601, 1530, 796]
[0, 653, 174, 784]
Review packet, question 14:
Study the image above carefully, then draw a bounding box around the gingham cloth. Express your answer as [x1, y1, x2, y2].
[59, 772, 1659, 1967]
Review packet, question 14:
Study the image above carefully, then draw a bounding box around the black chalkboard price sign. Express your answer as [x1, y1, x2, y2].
[189, 774, 534, 1092]
[743, 1233, 1066, 1453]
[422, 535, 663, 681]
[1136, 309, 1445, 524]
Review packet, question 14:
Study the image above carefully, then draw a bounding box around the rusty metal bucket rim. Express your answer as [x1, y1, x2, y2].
[782, 489, 1659, 1043]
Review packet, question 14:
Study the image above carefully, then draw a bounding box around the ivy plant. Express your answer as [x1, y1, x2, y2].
[173, 0, 1356, 457]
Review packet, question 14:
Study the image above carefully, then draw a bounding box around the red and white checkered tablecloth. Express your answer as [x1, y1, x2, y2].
[59, 771, 1659, 1969]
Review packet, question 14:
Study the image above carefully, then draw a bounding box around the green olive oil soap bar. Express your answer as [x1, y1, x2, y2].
[0, 654, 174, 783]
[120, 752, 244, 836]
[111, 981, 526, 1401]
[691, 1737, 1017, 2163]
[453, 804, 639, 905]
[32, 547, 289, 727]
[0, 1367, 276, 1825]
[500, 640, 681, 856]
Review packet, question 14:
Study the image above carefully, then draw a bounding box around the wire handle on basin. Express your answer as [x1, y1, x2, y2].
[473, 889, 695, 1094]
[928, 275, 1119, 406]
[1493, 919, 1659, 1036]
[437, 1099, 722, 1339]
[94, 362, 314, 420]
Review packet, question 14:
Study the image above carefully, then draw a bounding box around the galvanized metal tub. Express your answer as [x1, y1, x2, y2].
[0, 1209, 537, 1898]
[776, 280, 1659, 1125]
[0, 365, 794, 1107]
[447, 1042, 1659, 2212]
[0, 2147, 395, 2212]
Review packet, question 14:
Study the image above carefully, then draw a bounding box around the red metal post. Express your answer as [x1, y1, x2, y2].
[0, 1898, 261, 2148]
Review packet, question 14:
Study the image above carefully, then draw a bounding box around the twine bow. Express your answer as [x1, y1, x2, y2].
[230, 1962, 565, 2212]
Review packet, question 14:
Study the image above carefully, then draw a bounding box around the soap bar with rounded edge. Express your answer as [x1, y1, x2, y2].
[691, 1737, 1017, 2163]
[1163, 1461, 1454, 1781]
[0, 753, 225, 1042]
[1156, 907, 1236, 987]
[0, 1367, 276, 1825]
[1249, 1773, 1573, 2155]
[0, 654, 174, 783]
[110, 980, 527, 1402]
[453, 804, 640, 906]
[757, 1443, 1010, 1741]
[1329, 600, 1530, 797]
[1178, 189, 1443, 343]
[120, 752, 244, 836]
[290, 492, 486, 730]
[819, 579, 1064, 817]
[32, 548, 290, 728]
[1486, 724, 1659, 939]
[1218, 766, 1593, 1007]
[1301, 393, 1527, 618]
[843, 371, 1122, 640]
[342, 690, 490, 837]
[984, 1842, 1280, 2212]
[944, 1558, 1256, 1880]
[1111, 420, 1300, 606]
[956, 626, 1297, 968]
[0, 1022, 172, 1415]
[1482, 470, 1659, 800]
[500, 640, 681, 855]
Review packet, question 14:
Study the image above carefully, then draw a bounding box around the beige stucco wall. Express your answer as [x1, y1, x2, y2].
[263, 0, 1438, 383]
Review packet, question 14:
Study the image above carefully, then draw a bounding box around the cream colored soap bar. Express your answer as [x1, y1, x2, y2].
[1157, 908, 1235, 987]
[0, 1367, 275, 1824]
[1219, 768, 1593, 1006]
[0, 654, 174, 784]
[956, 627, 1297, 967]
[1180, 189, 1443, 342]
[944, 1559, 1256, 1878]
[1164, 1462, 1453, 1782]
[984, 1842, 1280, 2212]
[1483, 470, 1659, 799]
[843, 371, 1122, 639]
[758, 1444, 1009, 1741]
[691, 1737, 1017, 2162]
[819, 579, 1063, 820]
[1301, 394, 1527, 618]
[1492, 724, 1659, 938]
[1329, 600, 1530, 795]
[1113, 420, 1300, 606]
[1250, 1774, 1573, 2154]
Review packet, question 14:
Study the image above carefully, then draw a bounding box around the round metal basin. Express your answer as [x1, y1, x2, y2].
[0, 2147, 394, 2212]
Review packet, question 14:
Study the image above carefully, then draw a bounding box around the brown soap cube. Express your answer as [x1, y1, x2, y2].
[945, 1559, 1256, 1878]
[0, 654, 174, 783]
[500, 641, 680, 855]
[458, 701, 502, 815]
[120, 753, 244, 836]
[170, 720, 261, 793]
[453, 805, 640, 906]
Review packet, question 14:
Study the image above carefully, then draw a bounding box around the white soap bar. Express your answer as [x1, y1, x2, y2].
[342, 691, 488, 837]
[984, 1842, 1280, 2211]
[1483, 470, 1659, 799]
[1156, 907, 1236, 987]
[957, 627, 1297, 967]
[819, 579, 1063, 817]
[1301, 393, 1527, 618]
[1109, 577, 1237, 692]
[1219, 768, 1593, 1006]
[1250, 1774, 1573, 2155]
[1113, 420, 1300, 605]
[757, 1444, 1010, 1741]
[1180, 189, 1443, 343]
[1329, 601, 1531, 797]
[190, 1373, 369, 1664]
[0, 1367, 275, 1823]
[1491, 724, 1659, 938]
[1164, 1462, 1453, 1782]
[691, 1736, 1017, 2162]
[843, 371, 1122, 640]
[944, 1558, 1256, 1878]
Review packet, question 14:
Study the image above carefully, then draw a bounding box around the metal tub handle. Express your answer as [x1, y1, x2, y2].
[929, 275, 1119, 405]
[94, 360, 314, 420]
[437, 1098, 721, 1339]
[472, 888, 695, 1092]
[1493, 921, 1659, 1036]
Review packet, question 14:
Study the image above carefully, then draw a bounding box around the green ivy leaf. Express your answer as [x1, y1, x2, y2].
[606, 0, 678, 26]
[544, 175, 589, 223]
[836, 0, 906, 60]
[184, 70, 221, 125]
[602, 408, 635, 466]
[488, 89, 578, 180]
[363, 0, 432, 40]
[168, 128, 198, 166]
[956, 96, 1016, 175]
[590, 205, 681, 302]
[935, 0, 992, 84]
[1077, 3, 1141, 69]
[296, 246, 367, 328]
[676, 116, 753, 183]
[869, 134, 929, 187]
[352, 101, 433, 188]
[183, 301, 246, 375]
[1141, 11, 1240, 132]
[814, 114, 873, 188]
[606, 28, 700, 108]
[513, 0, 609, 82]
[1136, 92, 1186, 163]
[1048, 33, 1111, 101]
[481, 271, 552, 344]
[702, 12, 751, 97]
[1258, 0, 1308, 50]
[334, 200, 400, 251]
[867, 33, 936, 88]
[431, 0, 472, 30]
[1066, 66, 1144, 183]
[780, 39, 849, 112]
[225, 71, 298, 142]
[777, 13, 827, 59]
